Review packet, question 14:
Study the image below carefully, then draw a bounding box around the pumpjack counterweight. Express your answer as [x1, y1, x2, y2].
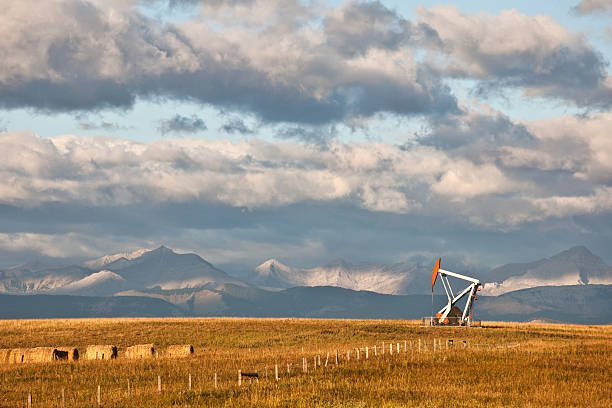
[431, 258, 481, 325]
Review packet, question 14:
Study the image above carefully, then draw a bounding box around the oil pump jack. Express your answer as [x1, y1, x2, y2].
[431, 258, 481, 325]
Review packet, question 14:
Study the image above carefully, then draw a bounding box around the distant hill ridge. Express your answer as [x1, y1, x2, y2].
[480, 246, 612, 295]
[0, 246, 244, 296]
[2, 245, 612, 297]
[2, 284, 611, 324]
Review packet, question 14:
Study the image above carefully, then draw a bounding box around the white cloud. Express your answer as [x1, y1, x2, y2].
[534, 187, 612, 218]
[0, 232, 117, 258]
[523, 113, 612, 183]
[2, 123, 611, 230]
[0, 0, 455, 122]
[417, 5, 612, 107]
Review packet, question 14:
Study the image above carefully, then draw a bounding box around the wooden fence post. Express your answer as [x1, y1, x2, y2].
[325, 352, 329, 367]
[189, 373, 192, 391]
[28, 393, 32, 408]
[214, 373, 218, 389]
[275, 364, 279, 381]
[404, 340, 407, 353]
[97, 385, 101, 406]
[382, 341, 385, 355]
[158, 376, 162, 393]
[356, 348, 360, 360]
[390, 342, 393, 355]
[366, 346, 369, 359]
[287, 363, 291, 374]
[238, 370, 242, 386]
[418, 339, 421, 352]
[397, 343, 400, 354]
[61, 388, 65, 408]
[347, 349, 350, 361]
[374, 345, 377, 356]
[127, 379, 131, 397]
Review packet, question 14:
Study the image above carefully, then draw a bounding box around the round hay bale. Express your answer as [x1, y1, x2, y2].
[166, 344, 194, 358]
[12, 347, 62, 363]
[56, 347, 79, 361]
[86, 345, 117, 360]
[125, 344, 155, 359]
[0, 349, 11, 364]
[8, 348, 27, 364]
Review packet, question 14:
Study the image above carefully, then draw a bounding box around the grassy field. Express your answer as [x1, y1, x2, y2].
[0, 318, 610, 407]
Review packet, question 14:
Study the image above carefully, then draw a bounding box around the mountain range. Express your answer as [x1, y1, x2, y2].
[0, 245, 611, 323]
[480, 246, 612, 295]
[248, 258, 432, 294]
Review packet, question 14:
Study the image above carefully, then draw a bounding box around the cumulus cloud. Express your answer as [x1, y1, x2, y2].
[323, 0, 441, 57]
[2, 120, 612, 229]
[2, 1, 608, 121]
[0, 0, 457, 124]
[573, 0, 612, 14]
[519, 113, 612, 183]
[158, 114, 207, 135]
[417, 5, 612, 108]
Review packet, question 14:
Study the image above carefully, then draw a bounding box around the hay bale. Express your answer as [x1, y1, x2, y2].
[125, 344, 155, 359]
[28, 347, 61, 363]
[166, 344, 194, 358]
[0, 349, 11, 364]
[8, 348, 27, 364]
[86, 345, 117, 360]
[8, 347, 65, 363]
[56, 347, 79, 361]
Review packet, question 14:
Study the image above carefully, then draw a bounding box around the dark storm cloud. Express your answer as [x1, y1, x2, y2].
[158, 114, 207, 135]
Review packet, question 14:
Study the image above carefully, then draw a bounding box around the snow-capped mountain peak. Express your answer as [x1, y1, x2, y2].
[83, 248, 152, 270]
[249, 258, 426, 294]
[255, 259, 292, 276]
[480, 245, 612, 295]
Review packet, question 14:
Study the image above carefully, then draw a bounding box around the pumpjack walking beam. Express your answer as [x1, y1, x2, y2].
[431, 258, 481, 325]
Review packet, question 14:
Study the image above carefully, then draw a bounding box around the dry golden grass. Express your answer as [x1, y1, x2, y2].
[0, 318, 610, 407]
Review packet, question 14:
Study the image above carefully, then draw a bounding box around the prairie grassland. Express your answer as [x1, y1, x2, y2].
[0, 318, 610, 407]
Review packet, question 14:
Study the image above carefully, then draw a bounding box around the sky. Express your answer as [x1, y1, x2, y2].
[1, 0, 612, 273]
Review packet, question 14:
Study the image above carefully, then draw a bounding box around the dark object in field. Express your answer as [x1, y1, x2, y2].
[56, 347, 79, 361]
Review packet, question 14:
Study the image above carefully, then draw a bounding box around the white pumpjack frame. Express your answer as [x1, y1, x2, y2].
[432, 258, 481, 325]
